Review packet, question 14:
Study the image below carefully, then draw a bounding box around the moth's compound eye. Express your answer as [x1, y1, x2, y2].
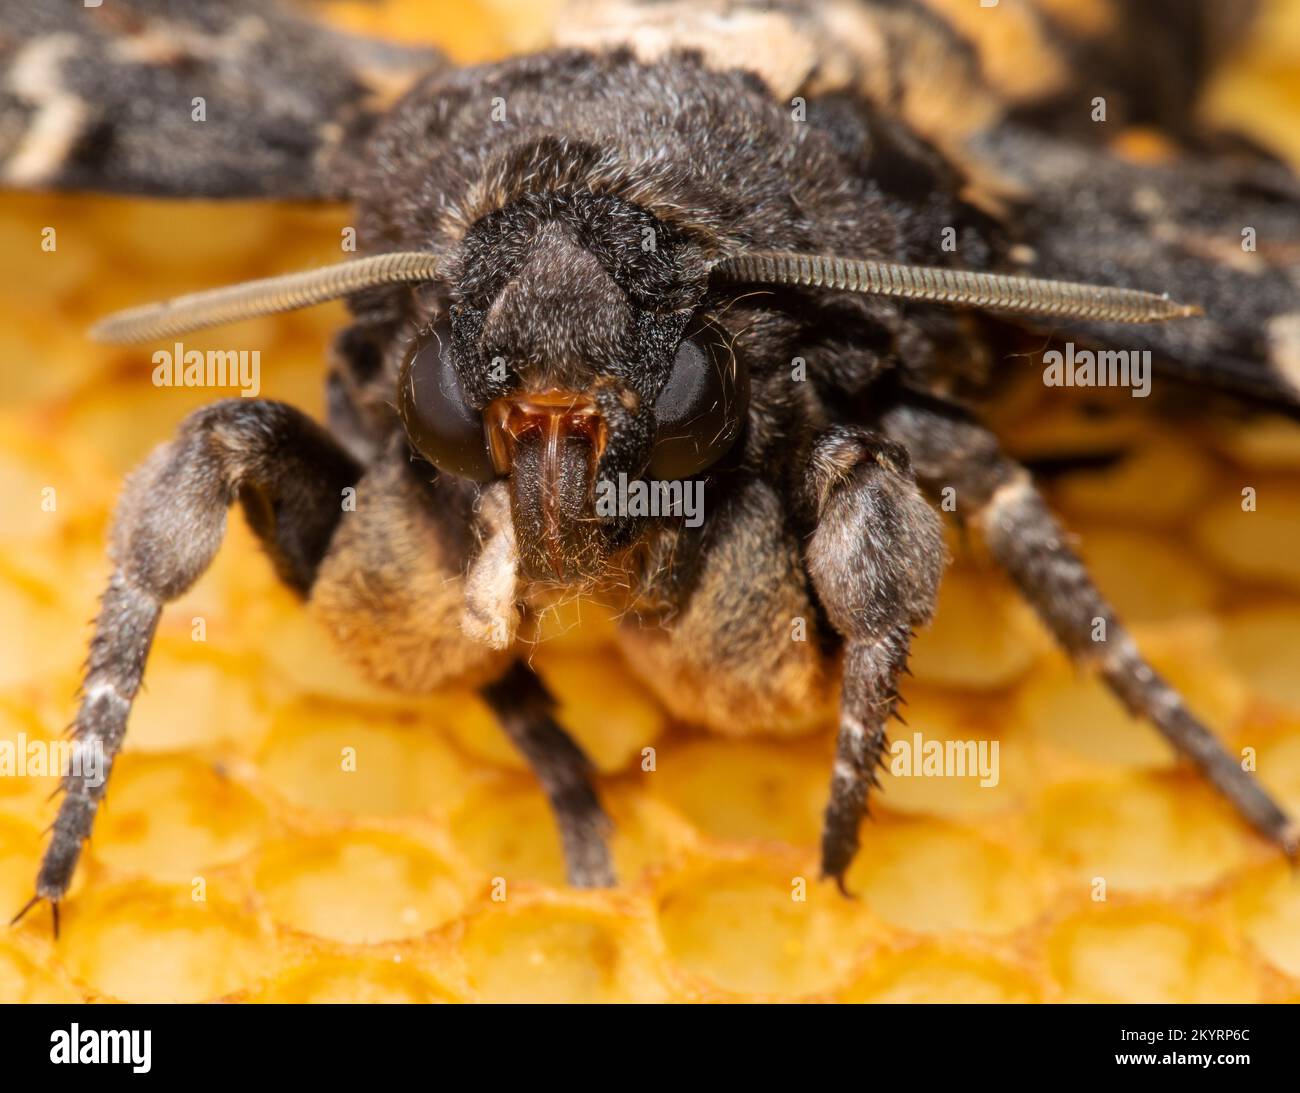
[397, 319, 497, 482]
[647, 334, 750, 480]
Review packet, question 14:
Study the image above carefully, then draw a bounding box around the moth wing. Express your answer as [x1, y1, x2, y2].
[947, 0, 1300, 409]
[0, 0, 446, 199]
[981, 127, 1300, 409]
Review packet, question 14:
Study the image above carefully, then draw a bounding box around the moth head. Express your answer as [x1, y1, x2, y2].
[397, 203, 748, 579]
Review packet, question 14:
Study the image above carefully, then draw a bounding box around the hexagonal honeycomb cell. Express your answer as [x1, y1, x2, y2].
[3, 0, 1300, 1005]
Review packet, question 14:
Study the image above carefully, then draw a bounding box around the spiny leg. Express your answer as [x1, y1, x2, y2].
[881, 395, 1298, 856]
[481, 661, 615, 887]
[804, 427, 945, 889]
[12, 400, 360, 931]
[12, 569, 159, 938]
[820, 626, 916, 890]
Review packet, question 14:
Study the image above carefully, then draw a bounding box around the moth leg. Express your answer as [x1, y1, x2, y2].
[13, 400, 360, 930]
[881, 396, 1299, 856]
[481, 662, 615, 887]
[804, 427, 946, 889]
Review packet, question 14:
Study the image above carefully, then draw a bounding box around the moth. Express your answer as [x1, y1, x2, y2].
[5, 0, 1299, 933]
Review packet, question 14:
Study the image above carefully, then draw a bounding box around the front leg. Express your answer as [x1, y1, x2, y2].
[804, 427, 946, 890]
[482, 663, 615, 888]
[12, 400, 360, 931]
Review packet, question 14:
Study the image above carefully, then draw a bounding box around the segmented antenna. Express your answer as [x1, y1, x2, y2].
[712, 251, 1201, 324]
[89, 252, 443, 344]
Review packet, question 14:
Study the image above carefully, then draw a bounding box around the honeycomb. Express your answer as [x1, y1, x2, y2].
[2, 0, 1300, 1004]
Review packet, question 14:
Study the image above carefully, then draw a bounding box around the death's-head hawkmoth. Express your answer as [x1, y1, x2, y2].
[4, 0, 1298, 932]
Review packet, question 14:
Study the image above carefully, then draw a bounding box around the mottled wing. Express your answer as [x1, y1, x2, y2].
[0, 0, 444, 199]
[962, 0, 1300, 409]
[982, 125, 1300, 408]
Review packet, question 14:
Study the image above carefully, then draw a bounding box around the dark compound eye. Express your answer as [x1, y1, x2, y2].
[397, 318, 497, 482]
[647, 333, 750, 480]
